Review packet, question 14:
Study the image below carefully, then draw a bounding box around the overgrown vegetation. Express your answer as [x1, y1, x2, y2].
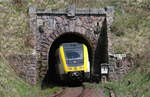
[0, 56, 61, 97]
[104, 0, 150, 97]
[0, 0, 149, 97]
[104, 66, 150, 97]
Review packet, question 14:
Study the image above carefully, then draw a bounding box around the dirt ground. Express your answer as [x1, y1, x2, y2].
[47, 86, 106, 97]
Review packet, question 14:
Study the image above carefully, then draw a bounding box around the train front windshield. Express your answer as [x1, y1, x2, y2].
[65, 50, 82, 60]
[63, 43, 84, 67]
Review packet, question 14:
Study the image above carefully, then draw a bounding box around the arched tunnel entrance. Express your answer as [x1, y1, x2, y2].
[42, 33, 93, 86]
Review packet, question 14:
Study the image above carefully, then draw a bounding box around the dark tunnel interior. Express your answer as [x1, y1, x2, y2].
[94, 19, 108, 75]
[42, 33, 93, 88]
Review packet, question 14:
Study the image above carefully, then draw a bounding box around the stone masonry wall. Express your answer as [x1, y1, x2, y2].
[108, 54, 134, 81]
[7, 54, 37, 84]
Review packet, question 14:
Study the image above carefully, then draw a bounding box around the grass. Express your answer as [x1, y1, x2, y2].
[0, 0, 150, 97]
[103, 1, 150, 97]
[0, 57, 61, 97]
[104, 66, 150, 97]
[111, 2, 150, 55]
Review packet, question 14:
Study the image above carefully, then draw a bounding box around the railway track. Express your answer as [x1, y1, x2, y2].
[48, 85, 106, 97]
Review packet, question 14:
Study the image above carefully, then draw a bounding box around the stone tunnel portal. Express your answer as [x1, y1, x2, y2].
[29, 5, 114, 84]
